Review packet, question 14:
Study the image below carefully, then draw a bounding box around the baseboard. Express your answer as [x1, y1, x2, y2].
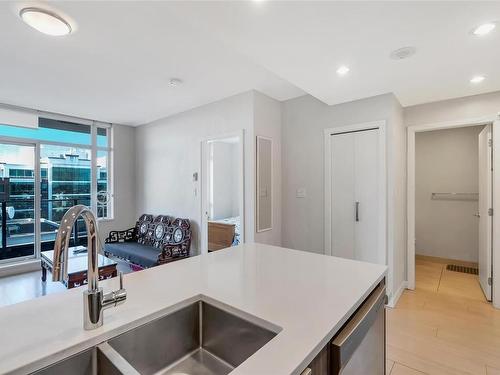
[387, 281, 408, 308]
[0, 259, 41, 278]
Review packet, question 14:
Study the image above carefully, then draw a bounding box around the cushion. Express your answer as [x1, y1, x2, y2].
[104, 242, 162, 268]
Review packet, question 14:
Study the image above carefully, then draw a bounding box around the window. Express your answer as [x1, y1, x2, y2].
[0, 116, 113, 262]
[0, 117, 92, 145]
[0, 117, 113, 221]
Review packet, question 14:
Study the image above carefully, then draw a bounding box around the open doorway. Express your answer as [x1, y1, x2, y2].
[412, 125, 492, 301]
[201, 132, 244, 254]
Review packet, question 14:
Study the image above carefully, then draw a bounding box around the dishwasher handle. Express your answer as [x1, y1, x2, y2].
[331, 284, 386, 373]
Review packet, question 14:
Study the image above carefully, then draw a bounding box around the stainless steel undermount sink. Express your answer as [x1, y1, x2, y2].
[32, 299, 279, 375]
[33, 346, 123, 375]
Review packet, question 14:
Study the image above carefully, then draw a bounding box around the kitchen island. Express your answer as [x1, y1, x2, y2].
[0, 243, 386, 375]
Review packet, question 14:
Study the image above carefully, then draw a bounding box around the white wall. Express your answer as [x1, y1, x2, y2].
[405, 91, 500, 126]
[99, 124, 137, 242]
[404, 91, 500, 259]
[415, 126, 482, 262]
[135, 92, 255, 254]
[282, 94, 393, 252]
[254, 92, 282, 246]
[135, 90, 285, 253]
[211, 141, 239, 220]
[281, 93, 406, 298]
[388, 95, 406, 302]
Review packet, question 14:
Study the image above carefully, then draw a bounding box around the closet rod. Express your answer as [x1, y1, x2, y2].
[431, 192, 478, 201]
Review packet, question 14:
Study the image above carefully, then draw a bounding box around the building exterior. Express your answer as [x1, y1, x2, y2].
[0, 150, 107, 223]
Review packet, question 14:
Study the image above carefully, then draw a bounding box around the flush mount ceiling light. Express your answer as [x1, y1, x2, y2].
[390, 46, 416, 60]
[336, 65, 350, 76]
[472, 22, 496, 36]
[470, 75, 485, 84]
[20, 7, 72, 36]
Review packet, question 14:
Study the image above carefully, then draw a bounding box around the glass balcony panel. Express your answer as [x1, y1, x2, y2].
[0, 143, 36, 261]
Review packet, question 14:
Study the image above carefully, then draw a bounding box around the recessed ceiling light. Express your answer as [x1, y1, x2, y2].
[470, 75, 485, 84]
[390, 46, 416, 60]
[20, 7, 72, 36]
[336, 66, 350, 76]
[169, 78, 183, 87]
[472, 22, 496, 36]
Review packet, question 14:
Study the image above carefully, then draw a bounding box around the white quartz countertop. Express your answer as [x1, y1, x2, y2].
[0, 243, 386, 375]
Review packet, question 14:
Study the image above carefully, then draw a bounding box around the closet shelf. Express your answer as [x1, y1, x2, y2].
[431, 192, 478, 201]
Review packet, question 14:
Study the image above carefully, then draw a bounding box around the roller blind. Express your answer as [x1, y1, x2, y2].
[0, 107, 38, 128]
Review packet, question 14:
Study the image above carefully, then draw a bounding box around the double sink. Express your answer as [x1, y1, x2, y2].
[33, 299, 278, 375]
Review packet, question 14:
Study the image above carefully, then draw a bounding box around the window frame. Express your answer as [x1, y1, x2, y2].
[92, 123, 113, 221]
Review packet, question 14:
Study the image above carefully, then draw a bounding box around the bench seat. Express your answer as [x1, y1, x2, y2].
[104, 214, 192, 269]
[104, 242, 161, 268]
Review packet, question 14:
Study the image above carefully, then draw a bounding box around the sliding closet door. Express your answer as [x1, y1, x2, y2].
[331, 129, 380, 264]
[354, 129, 379, 263]
[331, 133, 355, 259]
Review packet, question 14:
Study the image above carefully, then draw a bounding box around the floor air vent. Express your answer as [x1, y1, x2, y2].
[446, 264, 479, 275]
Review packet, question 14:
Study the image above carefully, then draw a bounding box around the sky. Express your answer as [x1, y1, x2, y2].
[0, 124, 107, 147]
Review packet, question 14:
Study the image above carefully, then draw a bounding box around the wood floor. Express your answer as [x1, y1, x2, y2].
[387, 255, 500, 375]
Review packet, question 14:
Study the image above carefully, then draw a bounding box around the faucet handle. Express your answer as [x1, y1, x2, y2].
[114, 272, 127, 306]
[102, 272, 127, 309]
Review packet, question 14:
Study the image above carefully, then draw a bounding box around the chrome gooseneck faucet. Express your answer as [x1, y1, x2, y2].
[52, 205, 126, 330]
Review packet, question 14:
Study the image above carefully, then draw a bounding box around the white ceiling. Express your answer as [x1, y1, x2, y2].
[0, 1, 304, 126]
[1, 1, 500, 126]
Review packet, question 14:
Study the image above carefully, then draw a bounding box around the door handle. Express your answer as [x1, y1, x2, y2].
[474, 212, 480, 218]
[355, 201, 360, 222]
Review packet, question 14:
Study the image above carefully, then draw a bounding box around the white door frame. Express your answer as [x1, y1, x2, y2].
[324, 120, 387, 263]
[200, 129, 245, 254]
[407, 114, 500, 307]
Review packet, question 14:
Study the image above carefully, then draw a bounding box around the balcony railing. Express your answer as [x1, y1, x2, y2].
[0, 198, 88, 261]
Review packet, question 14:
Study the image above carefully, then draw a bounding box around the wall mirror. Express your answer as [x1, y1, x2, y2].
[256, 136, 272, 232]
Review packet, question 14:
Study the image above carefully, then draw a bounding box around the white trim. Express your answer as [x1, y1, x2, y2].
[91, 122, 98, 214]
[256, 135, 273, 233]
[106, 125, 115, 220]
[492, 115, 500, 308]
[406, 114, 499, 305]
[34, 143, 41, 259]
[406, 115, 497, 133]
[324, 120, 387, 265]
[200, 130, 245, 255]
[387, 281, 408, 308]
[406, 129, 416, 290]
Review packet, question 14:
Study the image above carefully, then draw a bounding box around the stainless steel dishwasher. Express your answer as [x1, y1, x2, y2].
[331, 282, 386, 375]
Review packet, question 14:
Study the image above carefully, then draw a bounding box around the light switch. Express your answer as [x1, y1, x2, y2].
[296, 188, 306, 198]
